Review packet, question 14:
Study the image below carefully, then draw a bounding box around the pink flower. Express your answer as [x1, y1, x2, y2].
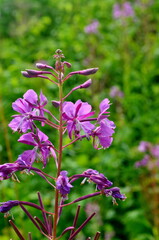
[18, 129, 56, 167]
[8, 90, 48, 133]
[62, 100, 95, 139]
[113, 2, 134, 19]
[93, 119, 115, 149]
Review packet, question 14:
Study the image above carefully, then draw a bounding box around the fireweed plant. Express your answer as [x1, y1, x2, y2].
[0, 50, 126, 240]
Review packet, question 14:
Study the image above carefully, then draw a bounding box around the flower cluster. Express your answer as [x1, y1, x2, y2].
[113, 2, 134, 19]
[0, 50, 126, 239]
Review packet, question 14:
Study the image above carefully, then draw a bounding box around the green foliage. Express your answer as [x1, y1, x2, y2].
[0, 0, 159, 239]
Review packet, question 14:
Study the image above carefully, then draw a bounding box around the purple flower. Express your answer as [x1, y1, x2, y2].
[113, 2, 134, 19]
[8, 90, 47, 133]
[62, 100, 95, 139]
[97, 98, 111, 121]
[90, 173, 113, 190]
[8, 98, 34, 133]
[16, 150, 37, 167]
[23, 89, 48, 118]
[123, 2, 134, 17]
[56, 171, 73, 198]
[0, 163, 21, 180]
[138, 141, 151, 152]
[18, 129, 56, 167]
[84, 20, 99, 34]
[0, 201, 19, 213]
[93, 119, 115, 149]
[135, 155, 150, 168]
[113, 4, 122, 19]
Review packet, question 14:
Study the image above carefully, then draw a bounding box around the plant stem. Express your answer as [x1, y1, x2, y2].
[52, 72, 63, 239]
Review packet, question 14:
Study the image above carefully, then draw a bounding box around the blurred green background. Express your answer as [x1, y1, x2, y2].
[0, 0, 159, 239]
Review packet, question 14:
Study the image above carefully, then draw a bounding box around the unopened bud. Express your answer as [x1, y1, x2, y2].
[21, 71, 32, 78]
[69, 68, 98, 76]
[36, 63, 53, 70]
[52, 100, 60, 108]
[63, 61, 72, 68]
[26, 69, 44, 76]
[80, 79, 92, 88]
[26, 69, 53, 76]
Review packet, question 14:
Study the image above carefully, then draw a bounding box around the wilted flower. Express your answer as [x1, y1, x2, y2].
[0, 163, 22, 180]
[56, 171, 73, 198]
[103, 187, 126, 201]
[0, 201, 19, 213]
[90, 173, 113, 190]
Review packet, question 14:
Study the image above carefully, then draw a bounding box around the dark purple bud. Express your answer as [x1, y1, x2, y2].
[52, 100, 60, 108]
[36, 63, 53, 70]
[63, 61, 72, 68]
[90, 173, 113, 190]
[69, 68, 98, 76]
[0, 201, 19, 213]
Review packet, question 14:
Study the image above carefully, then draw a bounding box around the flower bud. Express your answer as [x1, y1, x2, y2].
[36, 63, 53, 70]
[52, 100, 60, 108]
[21, 71, 32, 78]
[26, 69, 52, 76]
[69, 68, 98, 76]
[63, 61, 72, 68]
[26, 69, 42, 76]
[80, 79, 92, 88]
